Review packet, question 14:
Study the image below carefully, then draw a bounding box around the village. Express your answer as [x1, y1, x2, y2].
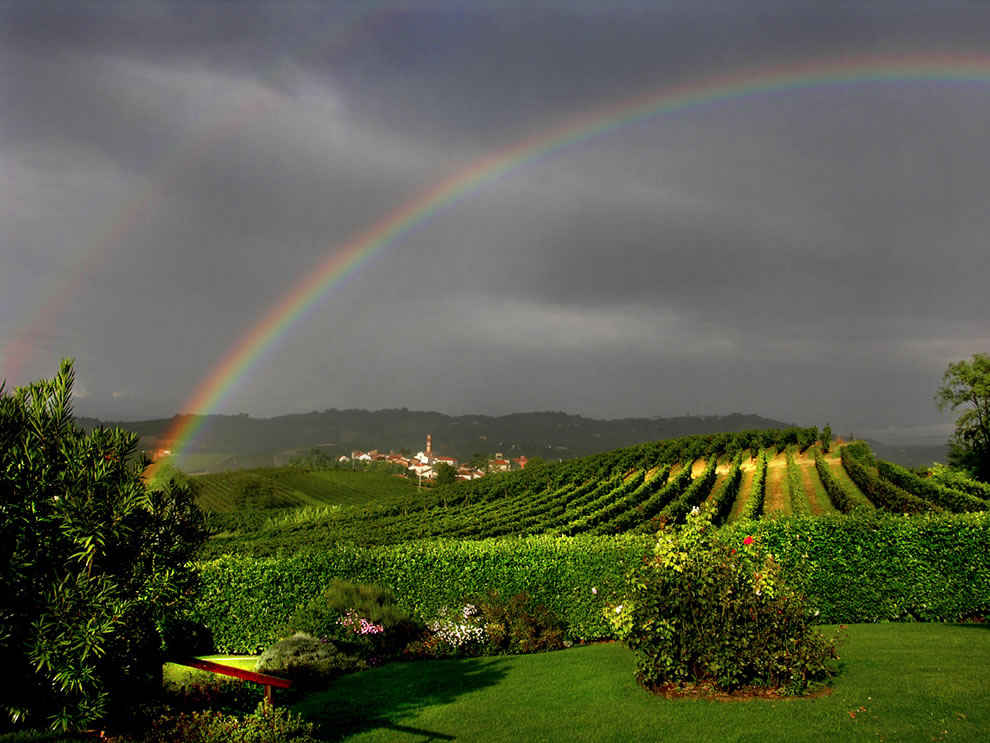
[339, 434, 529, 481]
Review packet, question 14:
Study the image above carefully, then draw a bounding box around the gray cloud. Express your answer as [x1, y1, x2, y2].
[3, 1, 990, 434]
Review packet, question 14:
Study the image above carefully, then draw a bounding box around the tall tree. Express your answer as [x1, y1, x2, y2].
[936, 353, 990, 481]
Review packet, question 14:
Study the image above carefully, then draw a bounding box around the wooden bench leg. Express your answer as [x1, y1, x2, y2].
[264, 684, 273, 707]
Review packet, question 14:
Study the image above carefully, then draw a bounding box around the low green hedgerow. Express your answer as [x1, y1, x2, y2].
[608, 509, 838, 694]
[189, 514, 990, 653]
[190, 535, 646, 653]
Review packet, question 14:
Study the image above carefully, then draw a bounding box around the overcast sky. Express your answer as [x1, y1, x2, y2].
[2, 1, 989, 434]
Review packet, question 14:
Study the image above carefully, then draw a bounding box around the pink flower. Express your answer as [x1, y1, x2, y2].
[743, 536, 754, 546]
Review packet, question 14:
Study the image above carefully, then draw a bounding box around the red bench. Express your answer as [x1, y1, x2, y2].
[175, 657, 292, 705]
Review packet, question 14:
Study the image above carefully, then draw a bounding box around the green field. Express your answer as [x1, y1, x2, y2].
[291, 624, 990, 742]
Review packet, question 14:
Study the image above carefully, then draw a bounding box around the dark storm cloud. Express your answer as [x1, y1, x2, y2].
[3, 1, 990, 434]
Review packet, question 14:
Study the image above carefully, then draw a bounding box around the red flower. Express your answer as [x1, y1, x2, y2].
[743, 535, 754, 546]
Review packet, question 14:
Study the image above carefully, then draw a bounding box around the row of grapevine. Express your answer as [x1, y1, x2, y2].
[741, 450, 768, 519]
[927, 464, 990, 500]
[814, 448, 869, 513]
[605, 461, 696, 533]
[840, 447, 941, 514]
[585, 465, 672, 535]
[563, 465, 670, 535]
[651, 456, 720, 527]
[706, 454, 743, 526]
[876, 460, 987, 513]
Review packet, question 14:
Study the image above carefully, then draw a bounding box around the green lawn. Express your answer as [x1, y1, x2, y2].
[294, 624, 990, 742]
[163, 654, 259, 686]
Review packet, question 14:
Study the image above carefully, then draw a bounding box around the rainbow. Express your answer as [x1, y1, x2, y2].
[148, 52, 990, 464]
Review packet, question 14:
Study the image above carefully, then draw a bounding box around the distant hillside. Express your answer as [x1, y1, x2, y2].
[82, 410, 794, 472]
[865, 440, 950, 470]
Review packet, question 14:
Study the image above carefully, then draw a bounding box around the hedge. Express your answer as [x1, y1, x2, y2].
[727, 513, 990, 623]
[188, 535, 649, 653]
[188, 513, 990, 654]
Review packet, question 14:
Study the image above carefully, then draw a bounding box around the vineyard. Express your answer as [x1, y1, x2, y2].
[198, 428, 988, 557]
[193, 467, 418, 511]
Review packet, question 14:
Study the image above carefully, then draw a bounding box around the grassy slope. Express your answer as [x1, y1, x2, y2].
[799, 453, 836, 515]
[762, 451, 791, 517]
[296, 624, 990, 743]
[727, 464, 757, 523]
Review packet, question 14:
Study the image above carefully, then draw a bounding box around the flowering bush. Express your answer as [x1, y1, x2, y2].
[608, 509, 838, 695]
[428, 610, 489, 652]
[338, 610, 384, 636]
[406, 593, 566, 659]
[287, 580, 422, 659]
[474, 591, 566, 655]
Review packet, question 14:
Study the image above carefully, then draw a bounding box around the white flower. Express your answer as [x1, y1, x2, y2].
[615, 604, 623, 613]
[690, 506, 700, 515]
[591, 587, 598, 595]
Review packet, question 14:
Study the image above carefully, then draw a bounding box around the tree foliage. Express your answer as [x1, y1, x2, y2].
[0, 360, 206, 732]
[937, 353, 990, 481]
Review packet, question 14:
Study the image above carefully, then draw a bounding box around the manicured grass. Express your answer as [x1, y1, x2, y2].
[163, 654, 259, 686]
[294, 624, 990, 742]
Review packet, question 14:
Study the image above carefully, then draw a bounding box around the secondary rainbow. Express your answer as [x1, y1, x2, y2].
[154, 52, 990, 462]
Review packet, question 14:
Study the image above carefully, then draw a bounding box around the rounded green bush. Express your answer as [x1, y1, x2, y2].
[610, 509, 838, 694]
[255, 633, 363, 689]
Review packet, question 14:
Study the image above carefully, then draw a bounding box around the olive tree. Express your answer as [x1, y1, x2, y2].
[0, 360, 206, 732]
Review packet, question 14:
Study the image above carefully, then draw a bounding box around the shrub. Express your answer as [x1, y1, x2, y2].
[0, 361, 206, 732]
[473, 591, 566, 655]
[287, 580, 421, 659]
[255, 633, 363, 689]
[409, 606, 490, 658]
[406, 592, 565, 658]
[609, 510, 838, 694]
[133, 702, 316, 743]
